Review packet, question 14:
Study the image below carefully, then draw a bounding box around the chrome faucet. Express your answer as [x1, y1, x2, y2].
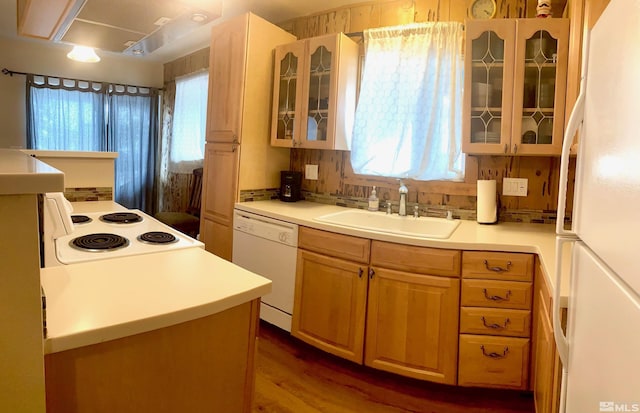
[398, 180, 408, 216]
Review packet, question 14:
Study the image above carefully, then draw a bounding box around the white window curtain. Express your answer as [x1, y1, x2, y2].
[26, 76, 106, 151]
[350, 22, 465, 181]
[169, 70, 209, 174]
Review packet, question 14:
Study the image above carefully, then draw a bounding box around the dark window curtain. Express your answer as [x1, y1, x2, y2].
[108, 86, 159, 214]
[26, 75, 106, 151]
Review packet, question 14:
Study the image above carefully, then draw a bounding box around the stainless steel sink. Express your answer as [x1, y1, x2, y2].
[314, 209, 460, 239]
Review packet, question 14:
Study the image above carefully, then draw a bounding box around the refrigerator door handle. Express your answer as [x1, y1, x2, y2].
[556, 94, 584, 237]
[556, 30, 590, 237]
[553, 236, 572, 367]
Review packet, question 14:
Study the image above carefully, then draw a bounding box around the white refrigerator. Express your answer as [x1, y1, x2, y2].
[554, 0, 640, 412]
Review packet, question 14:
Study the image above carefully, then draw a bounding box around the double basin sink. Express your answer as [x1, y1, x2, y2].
[314, 208, 460, 239]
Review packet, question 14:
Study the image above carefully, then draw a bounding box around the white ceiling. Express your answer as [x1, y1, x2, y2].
[0, 0, 367, 63]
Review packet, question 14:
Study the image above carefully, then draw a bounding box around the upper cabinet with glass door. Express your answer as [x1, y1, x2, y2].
[463, 19, 569, 155]
[271, 33, 359, 150]
[463, 19, 516, 155]
[512, 19, 569, 155]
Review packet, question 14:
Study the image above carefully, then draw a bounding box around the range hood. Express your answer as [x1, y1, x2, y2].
[17, 0, 222, 57]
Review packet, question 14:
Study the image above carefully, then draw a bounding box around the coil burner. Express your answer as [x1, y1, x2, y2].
[137, 231, 178, 245]
[70, 233, 129, 252]
[71, 215, 92, 224]
[100, 212, 143, 224]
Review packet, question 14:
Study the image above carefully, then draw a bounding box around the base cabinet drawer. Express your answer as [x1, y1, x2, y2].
[460, 308, 531, 338]
[461, 279, 532, 310]
[458, 334, 530, 390]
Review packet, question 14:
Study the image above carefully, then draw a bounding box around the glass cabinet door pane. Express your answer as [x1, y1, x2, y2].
[470, 31, 505, 144]
[307, 45, 332, 142]
[521, 30, 558, 145]
[276, 52, 298, 141]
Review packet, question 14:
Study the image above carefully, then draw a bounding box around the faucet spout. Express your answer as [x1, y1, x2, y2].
[398, 180, 408, 216]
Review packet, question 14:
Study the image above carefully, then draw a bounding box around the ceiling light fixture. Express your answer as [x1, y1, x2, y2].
[67, 45, 101, 63]
[191, 13, 208, 23]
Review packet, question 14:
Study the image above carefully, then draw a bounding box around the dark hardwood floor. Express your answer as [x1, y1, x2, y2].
[254, 321, 534, 413]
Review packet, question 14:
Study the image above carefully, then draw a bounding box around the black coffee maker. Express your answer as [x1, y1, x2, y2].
[280, 171, 302, 202]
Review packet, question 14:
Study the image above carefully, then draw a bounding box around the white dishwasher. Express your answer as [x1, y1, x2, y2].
[232, 209, 298, 332]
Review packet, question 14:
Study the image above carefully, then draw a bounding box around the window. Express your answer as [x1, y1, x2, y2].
[26, 75, 159, 213]
[168, 70, 209, 173]
[350, 22, 465, 181]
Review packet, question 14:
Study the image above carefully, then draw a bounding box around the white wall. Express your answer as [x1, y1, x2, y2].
[0, 37, 164, 149]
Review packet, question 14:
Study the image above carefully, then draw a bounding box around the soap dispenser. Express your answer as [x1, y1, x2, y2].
[368, 186, 379, 211]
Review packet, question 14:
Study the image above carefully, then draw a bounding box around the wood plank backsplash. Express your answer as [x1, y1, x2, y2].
[280, 0, 574, 218]
[291, 150, 575, 213]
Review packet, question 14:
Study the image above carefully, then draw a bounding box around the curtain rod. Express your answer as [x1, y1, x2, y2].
[2, 67, 163, 91]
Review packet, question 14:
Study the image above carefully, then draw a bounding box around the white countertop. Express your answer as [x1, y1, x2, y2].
[40, 200, 271, 353]
[235, 200, 571, 306]
[41, 249, 271, 354]
[0, 149, 64, 194]
[71, 200, 128, 213]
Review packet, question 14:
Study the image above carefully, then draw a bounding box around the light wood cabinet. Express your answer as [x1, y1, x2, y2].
[293, 229, 461, 384]
[45, 300, 260, 413]
[458, 334, 530, 389]
[460, 307, 531, 338]
[200, 143, 238, 259]
[293, 228, 555, 392]
[200, 13, 295, 260]
[364, 265, 460, 384]
[463, 18, 569, 155]
[458, 251, 534, 390]
[270, 33, 359, 150]
[292, 230, 370, 363]
[461, 279, 533, 310]
[531, 260, 562, 413]
[205, 15, 247, 144]
[1, 193, 48, 413]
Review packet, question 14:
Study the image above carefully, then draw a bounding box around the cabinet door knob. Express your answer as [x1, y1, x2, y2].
[368, 268, 375, 279]
[358, 268, 364, 278]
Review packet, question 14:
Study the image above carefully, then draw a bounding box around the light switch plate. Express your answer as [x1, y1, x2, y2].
[503, 177, 528, 196]
[305, 164, 318, 180]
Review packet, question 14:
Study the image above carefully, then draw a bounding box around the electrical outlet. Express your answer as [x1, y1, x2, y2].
[503, 177, 528, 197]
[305, 164, 318, 180]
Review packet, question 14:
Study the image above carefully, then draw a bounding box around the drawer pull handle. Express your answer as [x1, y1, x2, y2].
[483, 289, 512, 302]
[483, 260, 512, 273]
[480, 345, 509, 359]
[481, 316, 510, 330]
[358, 268, 364, 278]
[369, 268, 375, 279]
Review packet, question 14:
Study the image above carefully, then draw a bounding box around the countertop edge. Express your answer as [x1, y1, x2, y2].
[43, 284, 270, 354]
[21, 150, 119, 159]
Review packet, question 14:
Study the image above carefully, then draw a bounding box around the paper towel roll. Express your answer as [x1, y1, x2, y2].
[477, 180, 497, 224]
